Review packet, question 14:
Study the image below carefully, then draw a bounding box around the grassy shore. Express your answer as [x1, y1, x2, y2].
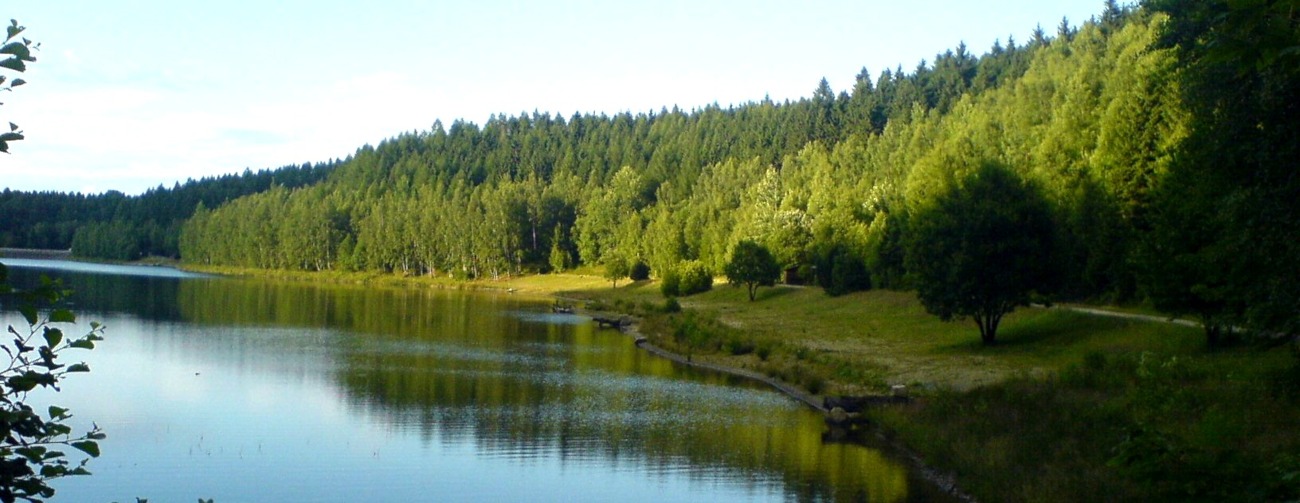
[538, 275, 1297, 502]
[182, 265, 1299, 501]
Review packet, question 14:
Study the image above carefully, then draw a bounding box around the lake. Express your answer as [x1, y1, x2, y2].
[0, 259, 949, 502]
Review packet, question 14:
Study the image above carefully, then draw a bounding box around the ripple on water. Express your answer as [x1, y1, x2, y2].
[506, 310, 591, 326]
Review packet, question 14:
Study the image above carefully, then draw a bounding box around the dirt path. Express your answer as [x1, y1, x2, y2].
[1045, 304, 1201, 328]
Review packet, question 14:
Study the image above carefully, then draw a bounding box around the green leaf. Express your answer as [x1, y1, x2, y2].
[43, 327, 63, 348]
[66, 363, 90, 373]
[0, 56, 26, 72]
[70, 440, 99, 457]
[68, 338, 96, 350]
[10, 77, 23, 87]
[48, 405, 68, 419]
[8, 122, 15, 131]
[6, 21, 22, 43]
[7, 373, 37, 392]
[15, 446, 45, 463]
[50, 309, 75, 323]
[19, 305, 36, 325]
[0, 132, 24, 142]
[0, 41, 30, 59]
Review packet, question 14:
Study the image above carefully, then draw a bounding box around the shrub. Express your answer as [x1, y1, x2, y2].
[815, 243, 871, 296]
[678, 261, 713, 296]
[629, 261, 651, 281]
[663, 297, 681, 313]
[660, 268, 681, 297]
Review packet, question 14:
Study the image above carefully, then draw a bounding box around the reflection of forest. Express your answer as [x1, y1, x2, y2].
[172, 278, 939, 502]
[3, 264, 188, 320]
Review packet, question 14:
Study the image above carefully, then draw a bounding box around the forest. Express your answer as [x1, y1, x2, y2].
[179, 0, 1297, 340]
[5, 0, 1295, 341]
[0, 162, 337, 259]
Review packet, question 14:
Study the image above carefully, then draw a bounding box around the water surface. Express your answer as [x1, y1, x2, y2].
[1, 260, 948, 502]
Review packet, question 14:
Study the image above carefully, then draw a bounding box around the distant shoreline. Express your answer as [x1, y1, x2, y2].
[0, 248, 72, 260]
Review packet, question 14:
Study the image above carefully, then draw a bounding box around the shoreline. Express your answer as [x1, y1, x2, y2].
[0, 248, 72, 260]
[579, 310, 976, 503]
[189, 264, 979, 501]
[20, 258, 974, 499]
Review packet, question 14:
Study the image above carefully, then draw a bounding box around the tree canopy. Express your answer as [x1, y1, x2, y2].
[905, 161, 1057, 344]
[725, 240, 782, 302]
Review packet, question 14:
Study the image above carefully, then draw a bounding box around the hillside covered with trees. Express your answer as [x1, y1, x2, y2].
[17, 0, 1285, 341]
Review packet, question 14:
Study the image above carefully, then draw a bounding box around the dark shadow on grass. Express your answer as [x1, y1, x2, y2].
[752, 285, 800, 302]
[932, 311, 1132, 355]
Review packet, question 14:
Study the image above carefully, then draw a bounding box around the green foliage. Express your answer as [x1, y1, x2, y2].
[1142, 0, 1300, 339]
[675, 261, 713, 296]
[871, 349, 1300, 502]
[0, 19, 36, 155]
[659, 268, 680, 298]
[814, 243, 870, 296]
[904, 161, 1057, 344]
[628, 261, 650, 282]
[602, 257, 629, 288]
[1, 163, 336, 258]
[22, 6, 1284, 361]
[547, 225, 571, 273]
[664, 311, 745, 355]
[725, 240, 781, 301]
[0, 263, 105, 502]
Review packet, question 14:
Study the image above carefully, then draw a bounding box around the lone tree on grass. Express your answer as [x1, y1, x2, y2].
[904, 161, 1057, 344]
[725, 240, 781, 301]
[603, 257, 629, 288]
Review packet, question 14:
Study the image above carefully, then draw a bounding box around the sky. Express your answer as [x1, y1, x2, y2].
[3, 0, 1107, 195]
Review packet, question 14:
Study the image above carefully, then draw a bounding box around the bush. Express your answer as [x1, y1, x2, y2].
[663, 297, 681, 313]
[815, 243, 871, 296]
[660, 269, 681, 297]
[678, 261, 713, 296]
[629, 261, 651, 281]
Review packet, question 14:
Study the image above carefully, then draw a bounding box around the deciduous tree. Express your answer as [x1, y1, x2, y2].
[904, 161, 1056, 344]
[725, 240, 781, 302]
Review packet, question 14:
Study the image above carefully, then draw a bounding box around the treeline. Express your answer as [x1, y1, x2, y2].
[0, 162, 337, 259]
[183, 1, 1298, 338]
[180, 9, 1088, 275]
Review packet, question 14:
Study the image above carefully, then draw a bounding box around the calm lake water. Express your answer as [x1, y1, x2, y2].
[0, 259, 949, 502]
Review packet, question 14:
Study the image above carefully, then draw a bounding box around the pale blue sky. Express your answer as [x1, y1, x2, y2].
[4, 1, 1107, 194]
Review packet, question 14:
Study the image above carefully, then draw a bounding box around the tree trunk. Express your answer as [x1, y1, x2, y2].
[976, 312, 1001, 345]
